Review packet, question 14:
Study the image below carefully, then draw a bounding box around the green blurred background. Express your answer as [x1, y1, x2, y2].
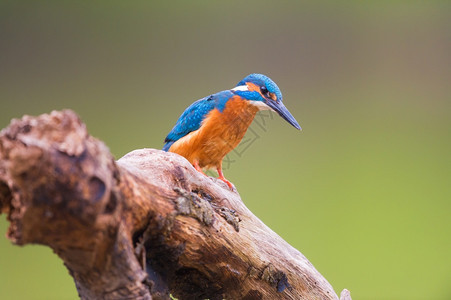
[1, 1, 450, 299]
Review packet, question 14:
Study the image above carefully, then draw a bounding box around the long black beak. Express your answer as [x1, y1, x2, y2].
[266, 100, 301, 130]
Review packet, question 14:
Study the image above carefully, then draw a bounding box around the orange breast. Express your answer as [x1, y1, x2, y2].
[169, 96, 259, 169]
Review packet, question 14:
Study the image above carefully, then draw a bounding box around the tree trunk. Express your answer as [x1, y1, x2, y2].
[0, 110, 351, 300]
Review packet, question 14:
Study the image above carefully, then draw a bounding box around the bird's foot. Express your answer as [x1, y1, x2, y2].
[193, 160, 207, 175]
[216, 167, 235, 190]
[218, 177, 234, 190]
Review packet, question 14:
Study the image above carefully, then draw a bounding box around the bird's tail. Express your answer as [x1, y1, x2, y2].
[162, 141, 174, 152]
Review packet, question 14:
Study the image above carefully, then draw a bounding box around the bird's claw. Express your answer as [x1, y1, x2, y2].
[218, 177, 235, 190]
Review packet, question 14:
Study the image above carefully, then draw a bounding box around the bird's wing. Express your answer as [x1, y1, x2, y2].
[163, 91, 233, 151]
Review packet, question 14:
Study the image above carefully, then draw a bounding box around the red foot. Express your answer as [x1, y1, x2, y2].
[193, 160, 207, 176]
[217, 167, 234, 190]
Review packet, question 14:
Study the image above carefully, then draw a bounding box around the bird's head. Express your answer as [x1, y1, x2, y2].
[232, 73, 301, 130]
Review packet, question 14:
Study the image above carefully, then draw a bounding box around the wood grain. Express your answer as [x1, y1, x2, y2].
[0, 110, 351, 300]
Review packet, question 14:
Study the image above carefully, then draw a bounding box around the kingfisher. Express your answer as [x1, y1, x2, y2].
[163, 73, 301, 189]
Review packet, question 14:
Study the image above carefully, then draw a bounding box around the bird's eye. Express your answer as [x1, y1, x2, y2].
[260, 86, 269, 97]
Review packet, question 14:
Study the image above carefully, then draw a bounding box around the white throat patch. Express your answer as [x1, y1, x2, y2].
[231, 85, 249, 92]
[249, 100, 273, 111]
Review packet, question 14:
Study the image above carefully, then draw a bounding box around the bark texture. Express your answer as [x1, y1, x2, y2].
[0, 110, 351, 300]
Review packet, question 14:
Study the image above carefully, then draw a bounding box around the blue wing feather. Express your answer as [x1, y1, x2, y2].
[163, 90, 234, 151]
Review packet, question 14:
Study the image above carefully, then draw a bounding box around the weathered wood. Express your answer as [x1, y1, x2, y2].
[0, 110, 351, 300]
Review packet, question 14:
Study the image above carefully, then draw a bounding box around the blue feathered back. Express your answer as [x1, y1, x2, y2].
[163, 90, 234, 151]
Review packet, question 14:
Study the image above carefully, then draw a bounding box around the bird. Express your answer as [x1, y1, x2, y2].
[163, 73, 301, 189]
